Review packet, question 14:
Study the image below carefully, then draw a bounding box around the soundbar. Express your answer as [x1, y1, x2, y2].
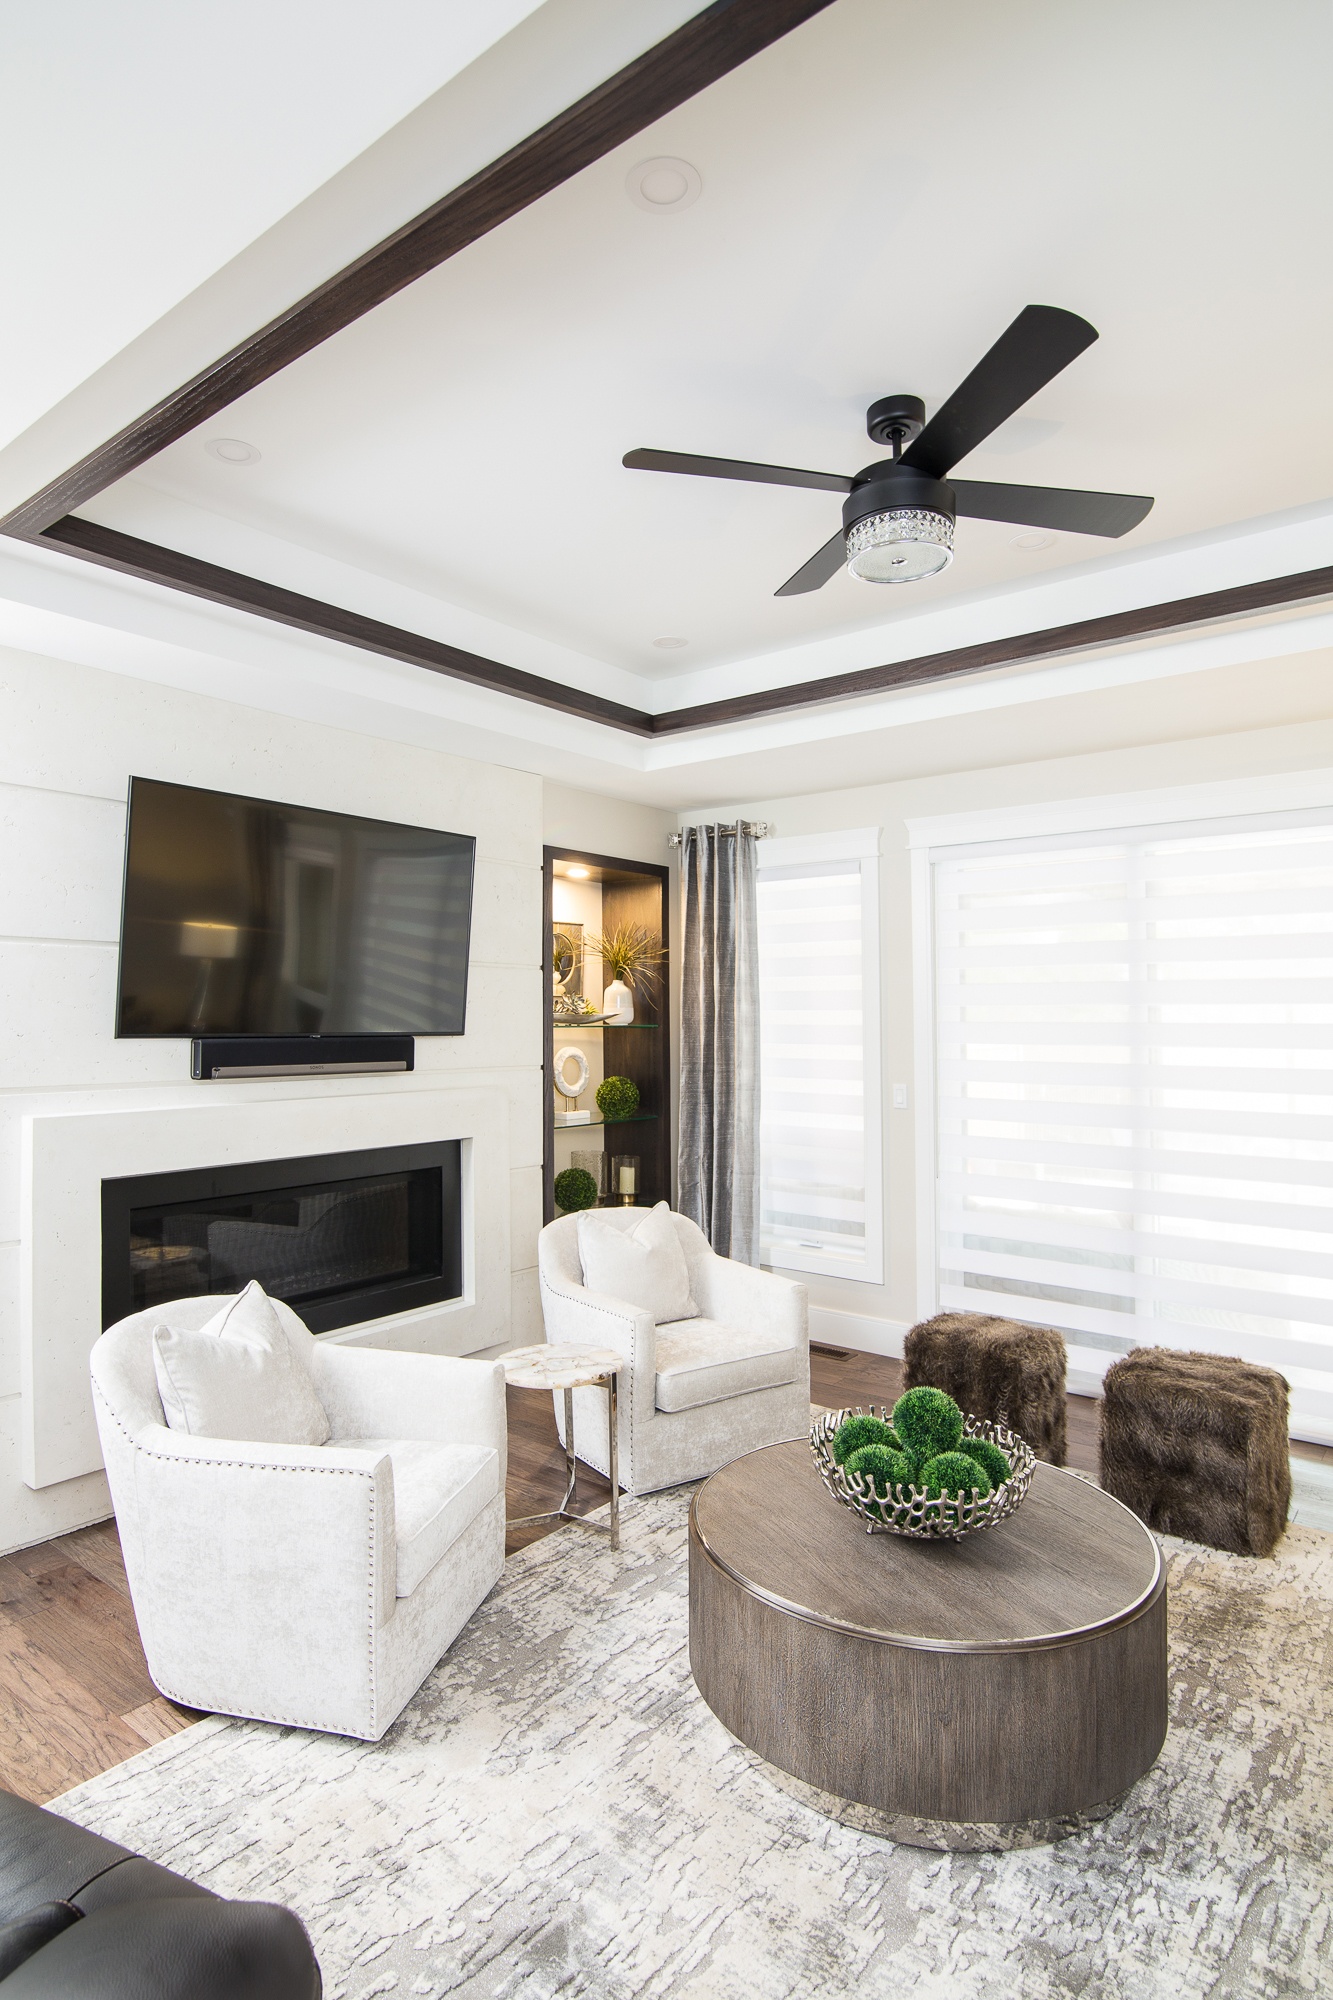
[190, 1035, 415, 1080]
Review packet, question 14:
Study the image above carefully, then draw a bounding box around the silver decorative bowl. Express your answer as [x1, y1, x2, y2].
[810, 1405, 1036, 1540]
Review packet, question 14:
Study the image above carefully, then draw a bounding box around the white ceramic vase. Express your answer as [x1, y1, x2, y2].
[602, 977, 635, 1024]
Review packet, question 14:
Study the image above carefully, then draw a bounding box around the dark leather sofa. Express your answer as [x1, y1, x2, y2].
[0, 1788, 319, 1997]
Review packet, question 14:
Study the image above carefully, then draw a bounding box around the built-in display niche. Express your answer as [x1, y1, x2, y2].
[102, 1140, 462, 1334]
[543, 847, 670, 1221]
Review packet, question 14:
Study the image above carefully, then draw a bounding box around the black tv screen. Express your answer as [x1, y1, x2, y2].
[116, 778, 475, 1037]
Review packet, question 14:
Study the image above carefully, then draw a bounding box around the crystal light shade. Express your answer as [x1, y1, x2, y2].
[845, 508, 954, 583]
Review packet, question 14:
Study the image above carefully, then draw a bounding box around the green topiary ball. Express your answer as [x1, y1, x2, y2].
[958, 1438, 1012, 1488]
[595, 1074, 640, 1121]
[553, 1165, 599, 1212]
[845, 1444, 917, 1498]
[892, 1386, 964, 1462]
[831, 1413, 901, 1465]
[921, 1450, 993, 1500]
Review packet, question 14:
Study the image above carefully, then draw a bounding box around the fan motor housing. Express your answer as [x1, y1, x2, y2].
[866, 393, 926, 449]
[842, 463, 955, 535]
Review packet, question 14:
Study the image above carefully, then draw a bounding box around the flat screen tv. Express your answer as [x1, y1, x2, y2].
[116, 778, 475, 1037]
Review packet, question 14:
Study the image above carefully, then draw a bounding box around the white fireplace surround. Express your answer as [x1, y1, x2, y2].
[20, 1086, 510, 1490]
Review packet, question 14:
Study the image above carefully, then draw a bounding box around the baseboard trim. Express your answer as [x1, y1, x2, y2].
[808, 1307, 911, 1360]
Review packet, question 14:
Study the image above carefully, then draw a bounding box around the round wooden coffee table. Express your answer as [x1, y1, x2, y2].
[689, 1440, 1167, 1849]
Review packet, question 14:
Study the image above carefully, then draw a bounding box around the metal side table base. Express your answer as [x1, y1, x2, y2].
[502, 1348, 622, 1550]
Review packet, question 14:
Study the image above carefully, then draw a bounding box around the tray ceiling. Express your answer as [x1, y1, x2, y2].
[73, 0, 1333, 694]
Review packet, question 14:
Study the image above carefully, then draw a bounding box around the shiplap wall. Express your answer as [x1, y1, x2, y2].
[0, 642, 545, 1553]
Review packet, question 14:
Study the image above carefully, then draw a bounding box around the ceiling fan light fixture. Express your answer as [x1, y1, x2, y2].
[845, 507, 954, 584]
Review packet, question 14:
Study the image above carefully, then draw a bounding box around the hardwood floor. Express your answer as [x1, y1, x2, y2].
[1, 1356, 1325, 1805]
[0, 1524, 200, 1804]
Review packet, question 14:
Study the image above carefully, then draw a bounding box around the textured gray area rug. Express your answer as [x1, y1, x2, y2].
[56, 1494, 1331, 2000]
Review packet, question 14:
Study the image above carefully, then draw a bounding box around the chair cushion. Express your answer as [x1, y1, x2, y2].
[654, 1318, 800, 1413]
[576, 1203, 698, 1324]
[152, 1282, 330, 1447]
[335, 1438, 499, 1597]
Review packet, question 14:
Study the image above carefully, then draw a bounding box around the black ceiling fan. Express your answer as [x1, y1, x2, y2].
[623, 305, 1153, 596]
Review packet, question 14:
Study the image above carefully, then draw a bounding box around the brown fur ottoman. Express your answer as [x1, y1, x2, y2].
[1100, 1348, 1290, 1557]
[903, 1312, 1067, 1465]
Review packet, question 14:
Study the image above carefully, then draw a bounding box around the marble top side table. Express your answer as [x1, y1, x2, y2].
[502, 1343, 622, 1549]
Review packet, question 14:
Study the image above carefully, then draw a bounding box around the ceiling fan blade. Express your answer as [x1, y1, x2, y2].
[902, 305, 1099, 480]
[624, 448, 852, 494]
[952, 479, 1154, 537]
[774, 530, 847, 596]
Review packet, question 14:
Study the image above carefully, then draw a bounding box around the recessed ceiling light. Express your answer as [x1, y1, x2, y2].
[205, 437, 262, 465]
[653, 635, 688, 649]
[1010, 529, 1056, 551]
[566, 865, 592, 879]
[626, 157, 702, 213]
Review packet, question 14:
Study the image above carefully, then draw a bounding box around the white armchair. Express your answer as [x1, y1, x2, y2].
[89, 1296, 506, 1741]
[538, 1210, 809, 1494]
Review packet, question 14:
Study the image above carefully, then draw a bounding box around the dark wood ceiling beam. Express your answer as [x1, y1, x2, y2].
[37, 515, 1333, 738]
[652, 561, 1333, 732]
[41, 515, 653, 735]
[0, 0, 837, 539]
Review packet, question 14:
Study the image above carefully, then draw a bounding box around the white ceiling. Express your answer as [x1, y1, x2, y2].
[0, 0, 548, 450]
[80, 0, 1333, 697]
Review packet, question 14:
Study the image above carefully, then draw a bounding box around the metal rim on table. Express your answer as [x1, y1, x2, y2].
[810, 1405, 1036, 1539]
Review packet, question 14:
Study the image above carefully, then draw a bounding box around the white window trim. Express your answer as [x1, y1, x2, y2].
[909, 768, 1333, 1385]
[905, 766, 1333, 852]
[757, 827, 884, 1286]
[760, 826, 880, 865]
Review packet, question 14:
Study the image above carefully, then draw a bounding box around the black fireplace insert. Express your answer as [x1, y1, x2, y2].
[101, 1140, 463, 1333]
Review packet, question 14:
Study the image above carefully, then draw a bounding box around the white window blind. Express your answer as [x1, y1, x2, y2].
[932, 811, 1333, 1437]
[757, 837, 882, 1282]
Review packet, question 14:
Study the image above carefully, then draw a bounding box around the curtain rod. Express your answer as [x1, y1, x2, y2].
[667, 821, 770, 846]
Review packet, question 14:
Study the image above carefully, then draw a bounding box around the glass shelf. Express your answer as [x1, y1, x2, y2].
[551, 1018, 658, 1030]
[553, 1111, 659, 1129]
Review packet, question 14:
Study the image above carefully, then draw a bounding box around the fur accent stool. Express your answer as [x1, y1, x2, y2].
[1100, 1348, 1290, 1558]
[903, 1312, 1067, 1466]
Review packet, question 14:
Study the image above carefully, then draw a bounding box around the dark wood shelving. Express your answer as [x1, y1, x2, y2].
[543, 847, 671, 1222]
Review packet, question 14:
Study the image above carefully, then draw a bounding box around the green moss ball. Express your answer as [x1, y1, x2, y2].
[595, 1074, 640, 1120]
[892, 1386, 964, 1462]
[553, 1166, 599, 1212]
[831, 1413, 898, 1465]
[921, 1450, 993, 1500]
[958, 1438, 1012, 1488]
[845, 1444, 917, 1498]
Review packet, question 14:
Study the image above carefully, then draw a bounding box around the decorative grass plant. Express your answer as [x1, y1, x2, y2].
[586, 922, 666, 996]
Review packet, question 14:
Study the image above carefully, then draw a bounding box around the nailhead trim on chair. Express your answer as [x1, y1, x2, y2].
[93, 1384, 381, 1735]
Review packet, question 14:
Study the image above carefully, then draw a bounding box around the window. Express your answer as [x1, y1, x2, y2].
[928, 809, 1333, 1436]
[757, 830, 882, 1282]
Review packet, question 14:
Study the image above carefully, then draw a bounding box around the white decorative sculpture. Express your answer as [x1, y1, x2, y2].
[553, 1044, 592, 1124]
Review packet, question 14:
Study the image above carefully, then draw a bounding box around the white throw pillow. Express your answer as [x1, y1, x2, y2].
[576, 1202, 698, 1324]
[152, 1280, 331, 1445]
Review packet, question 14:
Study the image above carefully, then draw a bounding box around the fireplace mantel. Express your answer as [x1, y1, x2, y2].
[21, 1086, 509, 1489]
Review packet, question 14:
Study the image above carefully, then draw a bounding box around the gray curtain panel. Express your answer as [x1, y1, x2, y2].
[678, 822, 761, 1264]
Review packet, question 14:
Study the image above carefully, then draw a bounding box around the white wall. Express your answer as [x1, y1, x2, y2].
[707, 713, 1333, 1361]
[0, 643, 546, 1553]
